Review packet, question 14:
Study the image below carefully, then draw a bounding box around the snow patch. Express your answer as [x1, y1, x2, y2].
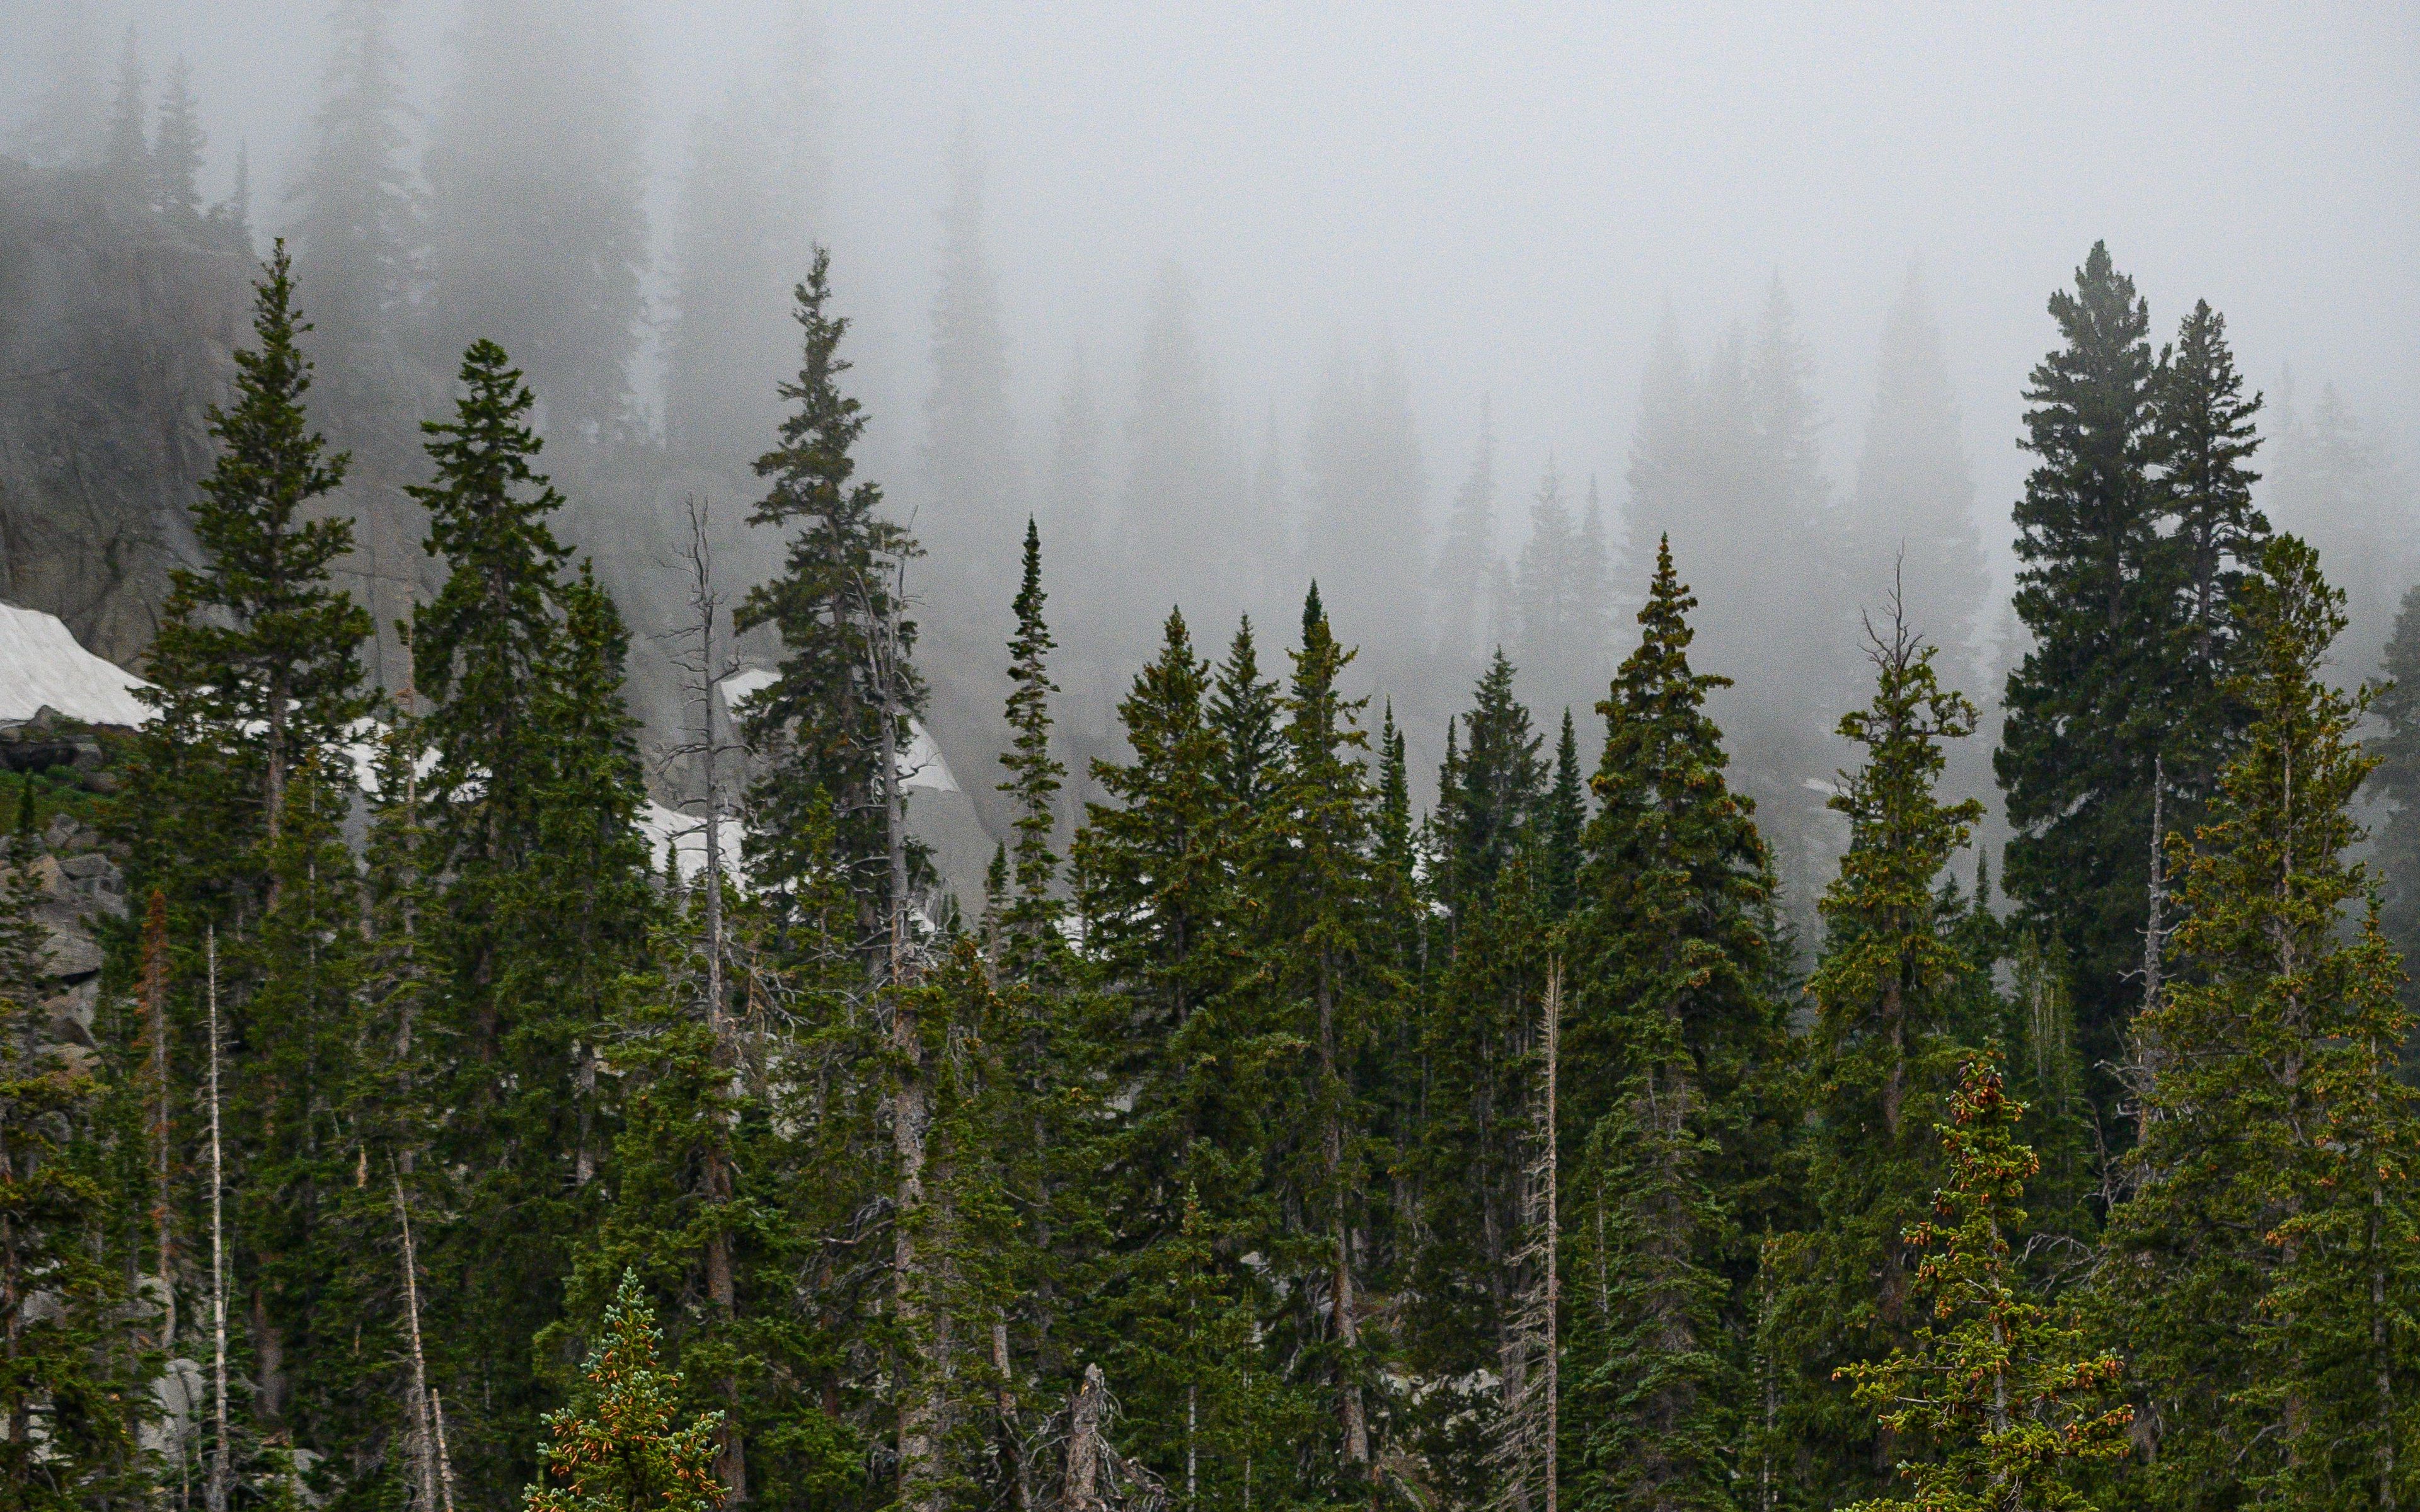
[0, 602, 152, 726]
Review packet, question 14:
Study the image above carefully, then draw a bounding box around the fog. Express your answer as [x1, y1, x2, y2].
[5, 0, 2416, 917]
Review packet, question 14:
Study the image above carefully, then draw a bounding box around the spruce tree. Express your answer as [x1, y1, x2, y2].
[1258, 585, 1392, 1494]
[1781, 597, 1988, 1505]
[1000, 519, 1064, 947]
[135, 241, 371, 916]
[410, 339, 655, 1503]
[2100, 536, 2420, 1510]
[1562, 537, 1788, 1512]
[737, 249, 924, 970]
[1837, 1053, 2131, 1512]
[1209, 617, 1284, 816]
[150, 56, 204, 222]
[1545, 707, 1586, 917]
[290, 0, 417, 362]
[524, 1273, 725, 1512]
[1998, 244, 2267, 1119]
[2374, 582, 2420, 1022]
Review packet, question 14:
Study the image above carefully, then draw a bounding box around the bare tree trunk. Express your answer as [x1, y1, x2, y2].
[394, 1175, 439, 1512]
[143, 892, 176, 1353]
[683, 499, 748, 1506]
[866, 556, 941, 1512]
[1488, 963, 1560, 1512]
[1064, 1365, 1109, 1512]
[206, 927, 230, 1512]
[993, 1319, 1029, 1512]
[430, 1390, 458, 1512]
[2135, 757, 2167, 1142]
[1317, 948, 1371, 1476]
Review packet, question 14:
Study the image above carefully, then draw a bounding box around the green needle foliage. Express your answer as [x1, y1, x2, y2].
[2100, 535, 2420, 1511]
[524, 1271, 727, 1512]
[1838, 1052, 2131, 1512]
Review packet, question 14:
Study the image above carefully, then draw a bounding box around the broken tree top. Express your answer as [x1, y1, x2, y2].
[0, 601, 152, 728]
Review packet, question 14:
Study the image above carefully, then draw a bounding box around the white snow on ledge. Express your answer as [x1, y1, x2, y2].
[717, 667, 960, 794]
[0, 602, 153, 727]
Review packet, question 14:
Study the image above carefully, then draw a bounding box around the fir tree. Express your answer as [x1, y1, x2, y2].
[289, 0, 417, 362]
[100, 26, 146, 190]
[737, 249, 924, 971]
[135, 241, 371, 914]
[1837, 1053, 2131, 1512]
[150, 57, 204, 222]
[1000, 519, 1064, 944]
[2100, 536, 2420, 1511]
[1209, 617, 1284, 816]
[1545, 708, 1586, 918]
[524, 1273, 726, 1512]
[1260, 585, 1390, 1493]
[1562, 537, 1787, 1512]
[1998, 243, 2228, 1118]
[1782, 593, 1988, 1505]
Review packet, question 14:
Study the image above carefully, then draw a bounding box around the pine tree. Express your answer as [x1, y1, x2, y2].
[150, 57, 205, 222]
[736, 249, 925, 972]
[524, 1273, 726, 1512]
[2100, 536, 2420, 1511]
[1836, 1053, 2131, 1512]
[1782, 593, 1988, 1505]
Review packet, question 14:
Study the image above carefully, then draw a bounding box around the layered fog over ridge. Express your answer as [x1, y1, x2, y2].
[9, 5, 2420, 1509]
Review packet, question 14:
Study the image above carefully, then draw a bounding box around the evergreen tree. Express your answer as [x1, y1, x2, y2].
[1439, 649, 1546, 927]
[662, 18, 829, 467]
[737, 249, 925, 971]
[1040, 352, 1104, 593]
[100, 26, 146, 190]
[2374, 583, 2420, 1022]
[1000, 520, 1064, 944]
[150, 57, 204, 222]
[1516, 464, 1613, 721]
[135, 243, 371, 919]
[1997, 243, 2183, 1111]
[1562, 537, 1789, 1512]
[1845, 265, 1990, 696]
[1118, 266, 1252, 643]
[1209, 617, 1284, 816]
[1837, 1053, 2131, 1512]
[13, 4, 101, 169]
[2100, 536, 2420, 1511]
[1258, 586, 1392, 1494]
[2266, 380, 2416, 687]
[1301, 343, 1429, 680]
[1545, 708, 1586, 917]
[1780, 596, 1988, 1506]
[289, 0, 417, 364]
[410, 338, 654, 1502]
[524, 1273, 726, 1512]
[1433, 403, 1501, 672]
[422, 0, 647, 440]
[921, 127, 1022, 609]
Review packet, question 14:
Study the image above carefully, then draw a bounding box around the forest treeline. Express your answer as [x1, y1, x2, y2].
[7, 205, 2420, 1512]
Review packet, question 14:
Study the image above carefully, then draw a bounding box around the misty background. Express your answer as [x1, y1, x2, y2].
[3, 0, 2415, 927]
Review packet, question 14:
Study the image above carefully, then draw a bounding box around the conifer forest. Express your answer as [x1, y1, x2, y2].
[1, 6, 2417, 1511]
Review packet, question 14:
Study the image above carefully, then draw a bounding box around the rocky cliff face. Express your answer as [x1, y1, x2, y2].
[0, 162, 251, 665]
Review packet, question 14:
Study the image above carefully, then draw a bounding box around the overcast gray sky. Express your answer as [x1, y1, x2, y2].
[9, 0, 2416, 574]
